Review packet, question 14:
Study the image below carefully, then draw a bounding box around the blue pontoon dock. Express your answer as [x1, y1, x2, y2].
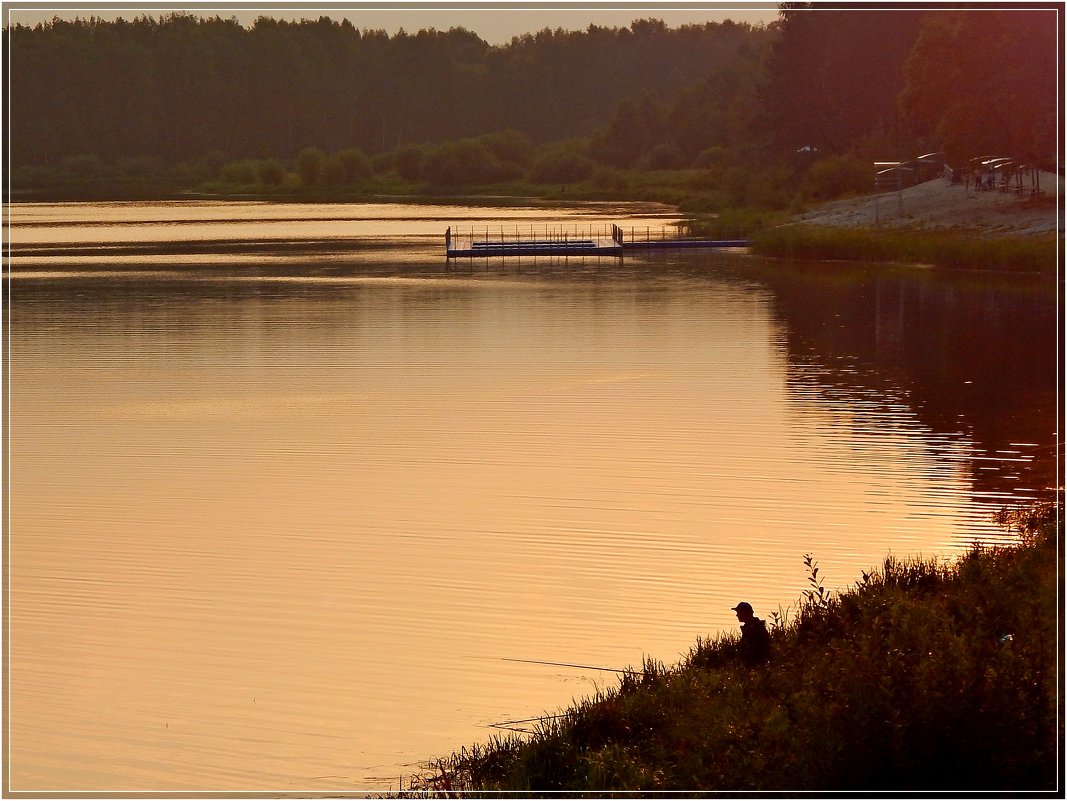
[445, 224, 748, 259]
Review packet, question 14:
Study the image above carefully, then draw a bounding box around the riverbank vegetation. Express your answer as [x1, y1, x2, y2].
[9, 9, 1057, 230]
[410, 502, 1061, 793]
[750, 224, 1060, 273]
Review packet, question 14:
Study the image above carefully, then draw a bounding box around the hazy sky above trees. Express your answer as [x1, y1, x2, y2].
[5, 3, 778, 43]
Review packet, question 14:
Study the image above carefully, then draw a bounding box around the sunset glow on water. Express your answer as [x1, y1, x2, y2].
[6, 202, 1057, 791]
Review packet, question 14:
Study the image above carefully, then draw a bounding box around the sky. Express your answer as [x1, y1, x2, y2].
[3, 2, 779, 43]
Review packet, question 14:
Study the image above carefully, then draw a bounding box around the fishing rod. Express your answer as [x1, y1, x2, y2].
[501, 657, 637, 675]
[487, 712, 573, 734]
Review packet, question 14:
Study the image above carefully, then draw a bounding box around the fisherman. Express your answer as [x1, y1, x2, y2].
[732, 601, 771, 666]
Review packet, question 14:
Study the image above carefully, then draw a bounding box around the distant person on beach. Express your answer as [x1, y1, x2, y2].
[732, 601, 771, 666]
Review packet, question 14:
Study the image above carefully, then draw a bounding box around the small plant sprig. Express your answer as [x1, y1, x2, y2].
[768, 604, 791, 634]
[802, 553, 833, 609]
[992, 501, 1059, 546]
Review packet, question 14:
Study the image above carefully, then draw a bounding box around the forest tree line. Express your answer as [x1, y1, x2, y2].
[7, 6, 1059, 205]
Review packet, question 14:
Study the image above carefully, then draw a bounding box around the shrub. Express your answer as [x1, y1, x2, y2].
[256, 159, 286, 186]
[199, 150, 230, 180]
[117, 156, 163, 178]
[394, 145, 426, 181]
[319, 154, 347, 186]
[641, 142, 685, 170]
[295, 146, 326, 186]
[804, 154, 873, 200]
[11, 164, 61, 189]
[422, 139, 519, 186]
[479, 129, 535, 168]
[529, 147, 596, 184]
[413, 503, 1060, 792]
[693, 146, 733, 170]
[591, 166, 630, 191]
[371, 150, 395, 174]
[335, 148, 373, 182]
[60, 154, 104, 179]
[219, 159, 259, 185]
[745, 168, 794, 210]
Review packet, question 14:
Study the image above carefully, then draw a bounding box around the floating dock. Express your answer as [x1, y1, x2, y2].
[445, 224, 748, 259]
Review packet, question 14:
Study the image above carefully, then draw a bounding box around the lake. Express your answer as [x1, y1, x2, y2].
[5, 200, 1059, 792]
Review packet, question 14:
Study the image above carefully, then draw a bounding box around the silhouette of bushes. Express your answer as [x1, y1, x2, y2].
[529, 145, 596, 184]
[414, 503, 1060, 793]
[422, 139, 520, 186]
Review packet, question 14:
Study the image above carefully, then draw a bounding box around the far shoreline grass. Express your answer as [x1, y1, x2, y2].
[408, 502, 1061, 794]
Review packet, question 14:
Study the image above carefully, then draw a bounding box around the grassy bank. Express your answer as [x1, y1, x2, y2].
[749, 224, 1060, 273]
[411, 503, 1061, 793]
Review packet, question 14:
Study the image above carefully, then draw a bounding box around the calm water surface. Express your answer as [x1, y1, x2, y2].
[5, 201, 1059, 791]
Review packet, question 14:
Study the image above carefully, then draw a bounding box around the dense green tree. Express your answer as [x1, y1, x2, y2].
[760, 4, 925, 155]
[12, 8, 1054, 204]
[899, 9, 1059, 164]
[6, 15, 770, 167]
[590, 96, 669, 168]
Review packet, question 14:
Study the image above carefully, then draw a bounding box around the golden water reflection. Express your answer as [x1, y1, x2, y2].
[6, 203, 1056, 792]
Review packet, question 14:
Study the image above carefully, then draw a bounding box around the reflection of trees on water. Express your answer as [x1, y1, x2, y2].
[753, 260, 1059, 508]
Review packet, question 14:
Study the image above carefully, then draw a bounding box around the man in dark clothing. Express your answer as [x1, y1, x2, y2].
[732, 601, 771, 666]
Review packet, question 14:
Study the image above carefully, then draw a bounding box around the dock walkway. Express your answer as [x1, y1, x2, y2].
[445, 224, 748, 259]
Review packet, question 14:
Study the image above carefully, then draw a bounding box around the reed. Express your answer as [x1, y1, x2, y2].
[751, 224, 1058, 273]
[409, 501, 1060, 793]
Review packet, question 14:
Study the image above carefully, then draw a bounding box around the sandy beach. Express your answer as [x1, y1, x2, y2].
[791, 172, 1062, 238]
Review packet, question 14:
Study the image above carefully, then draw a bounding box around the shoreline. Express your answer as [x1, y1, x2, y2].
[8, 181, 1060, 275]
[409, 502, 1061, 793]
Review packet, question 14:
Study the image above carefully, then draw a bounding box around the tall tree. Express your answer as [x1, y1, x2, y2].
[7, 14, 771, 166]
[899, 9, 1060, 164]
[760, 4, 925, 155]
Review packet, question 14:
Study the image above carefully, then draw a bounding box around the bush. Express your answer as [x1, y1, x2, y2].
[199, 150, 230, 180]
[529, 146, 596, 184]
[693, 146, 733, 170]
[394, 145, 426, 181]
[295, 147, 326, 186]
[319, 154, 347, 186]
[414, 503, 1060, 792]
[479, 129, 535, 168]
[117, 156, 163, 178]
[422, 139, 519, 186]
[371, 151, 395, 174]
[745, 168, 794, 209]
[60, 154, 104, 179]
[220, 159, 259, 185]
[256, 159, 286, 186]
[641, 142, 685, 170]
[11, 164, 61, 190]
[335, 148, 373, 183]
[804, 154, 873, 200]
[591, 166, 630, 191]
